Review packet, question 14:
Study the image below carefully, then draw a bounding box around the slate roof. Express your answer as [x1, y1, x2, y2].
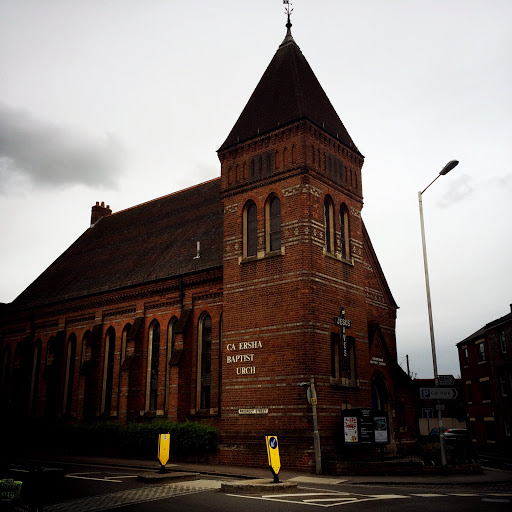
[13, 178, 223, 308]
[219, 28, 360, 154]
[456, 308, 512, 346]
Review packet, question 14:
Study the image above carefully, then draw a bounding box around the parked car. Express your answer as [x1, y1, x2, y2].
[443, 428, 468, 440]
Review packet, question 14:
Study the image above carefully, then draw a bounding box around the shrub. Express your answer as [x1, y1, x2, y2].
[2, 420, 217, 460]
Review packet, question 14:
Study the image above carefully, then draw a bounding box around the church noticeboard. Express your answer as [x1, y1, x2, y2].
[342, 409, 389, 445]
[359, 408, 373, 444]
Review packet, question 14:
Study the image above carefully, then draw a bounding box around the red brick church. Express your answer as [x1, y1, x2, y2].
[0, 18, 418, 469]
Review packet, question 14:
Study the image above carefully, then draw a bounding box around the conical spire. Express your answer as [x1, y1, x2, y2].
[219, 16, 359, 154]
[280, 4, 298, 49]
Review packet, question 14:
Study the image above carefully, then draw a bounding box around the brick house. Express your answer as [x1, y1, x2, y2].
[457, 306, 512, 456]
[0, 22, 418, 469]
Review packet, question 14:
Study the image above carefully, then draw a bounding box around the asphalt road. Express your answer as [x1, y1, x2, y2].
[7, 462, 512, 512]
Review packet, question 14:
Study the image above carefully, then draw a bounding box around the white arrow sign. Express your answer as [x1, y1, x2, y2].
[420, 388, 458, 400]
[438, 375, 455, 386]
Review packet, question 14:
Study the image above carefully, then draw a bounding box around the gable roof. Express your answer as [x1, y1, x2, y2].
[13, 178, 223, 308]
[456, 307, 512, 346]
[219, 27, 360, 154]
[362, 221, 398, 310]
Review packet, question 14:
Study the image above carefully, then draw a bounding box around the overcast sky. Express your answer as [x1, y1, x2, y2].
[1, 0, 511, 379]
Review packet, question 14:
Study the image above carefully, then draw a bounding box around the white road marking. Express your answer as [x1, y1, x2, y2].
[66, 475, 124, 483]
[410, 493, 446, 497]
[482, 498, 511, 503]
[290, 476, 348, 485]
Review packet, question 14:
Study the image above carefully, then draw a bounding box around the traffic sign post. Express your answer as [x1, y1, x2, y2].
[438, 375, 455, 386]
[420, 387, 458, 400]
[265, 436, 281, 483]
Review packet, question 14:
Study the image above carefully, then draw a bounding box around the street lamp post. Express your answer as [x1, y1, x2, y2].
[418, 159, 458, 467]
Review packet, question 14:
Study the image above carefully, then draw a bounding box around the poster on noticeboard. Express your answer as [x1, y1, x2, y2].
[343, 416, 359, 443]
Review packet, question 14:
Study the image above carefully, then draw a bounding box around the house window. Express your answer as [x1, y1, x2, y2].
[500, 330, 507, 354]
[500, 373, 508, 397]
[244, 201, 257, 258]
[147, 321, 160, 411]
[481, 379, 491, 401]
[462, 346, 469, 366]
[477, 342, 486, 363]
[63, 334, 77, 416]
[340, 203, 350, 259]
[324, 196, 334, 254]
[102, 327, 116, 414]
[485, 420, 495, 442]
[266, 195, 281, 253]
[466, 381, 472, 403]
[197, 314, 212, 410]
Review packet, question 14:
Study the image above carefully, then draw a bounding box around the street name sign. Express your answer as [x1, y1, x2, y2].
[438, 375, 455, 386]
[420, 387, 458, 400]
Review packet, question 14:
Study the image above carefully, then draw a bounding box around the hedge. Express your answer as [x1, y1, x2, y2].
[1, 420, 217, 460]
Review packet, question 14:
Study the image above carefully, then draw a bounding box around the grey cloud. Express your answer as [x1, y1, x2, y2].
[437, 174, 474, 208]
[437, 172, 512, 208]
[0, 104, 125, 191]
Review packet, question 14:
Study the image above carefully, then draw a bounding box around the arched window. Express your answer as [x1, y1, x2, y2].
[28, 340, 41, 416]
[147, 320, 160, 412]
[331, 334, 356, 382]
[243, 201, 257, 258]
[165, 318, 177, 413]
[324, 196, 335, 254]
[102, 327, 116, 414]
[371, 373, 389, 411]
[44, 336, 59, 419]
[0, 345, 11, 407]
[340, 203, 350, 260]
[121, 324, 131, 367]
[63, 334, 77, 415]
[266, 195, 281, 253]
[197, 314, 212, 410]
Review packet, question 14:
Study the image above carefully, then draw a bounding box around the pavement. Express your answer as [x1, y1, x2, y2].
[16, 454, 512, 489]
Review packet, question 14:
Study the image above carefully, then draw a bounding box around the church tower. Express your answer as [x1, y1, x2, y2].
[217, 15, 379, 468]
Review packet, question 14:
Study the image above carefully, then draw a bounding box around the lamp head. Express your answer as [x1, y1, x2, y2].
[440, 160, 459, 176]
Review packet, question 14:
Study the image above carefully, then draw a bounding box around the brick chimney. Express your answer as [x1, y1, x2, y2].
[91, 201, 112, 226]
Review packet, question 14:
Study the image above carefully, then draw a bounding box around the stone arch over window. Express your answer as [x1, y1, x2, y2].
[146, 320, 161, 412]
[324, 195, 335, 254]
[63, 333, 77, 416]
[243, 200, 257, 258]
[340, 203, 350, 260]
[101, 327, 116, 415]
[197, 312, 212, 411]
[29, 339, 42, 416]
[265, 194, 281, 253]
[165, 317, 177, 413]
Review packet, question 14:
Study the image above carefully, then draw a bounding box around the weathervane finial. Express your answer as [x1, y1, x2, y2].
[283, 1, 293, 29]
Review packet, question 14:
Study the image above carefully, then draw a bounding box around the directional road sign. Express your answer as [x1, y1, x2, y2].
[420, 387, 458, 400]
[438, 375, 455, 386]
